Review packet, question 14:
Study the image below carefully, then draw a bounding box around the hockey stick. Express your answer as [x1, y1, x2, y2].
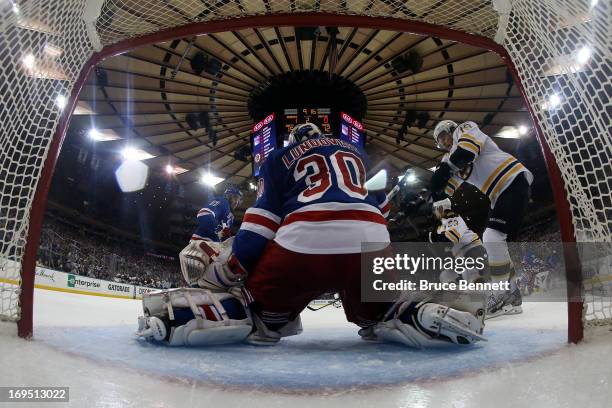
[384, 167, 414, 202]
[364, 169, 403, 202]
[307, 299, 342, 311]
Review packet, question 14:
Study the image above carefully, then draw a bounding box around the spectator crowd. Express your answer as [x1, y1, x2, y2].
[34, 212, 566, 295]
[37, 216, 181, 289]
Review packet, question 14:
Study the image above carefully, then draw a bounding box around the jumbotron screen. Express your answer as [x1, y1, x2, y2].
[282, 108, 332, 138]
[340, 112, 364, 147]
[252, 113, 277, 178]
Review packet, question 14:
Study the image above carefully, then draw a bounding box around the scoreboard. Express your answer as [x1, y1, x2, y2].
[340, 111, 365, 147]
[282, 107, 332, 137]
[252, 110, 365, 176]
[252, 113, 277, 177]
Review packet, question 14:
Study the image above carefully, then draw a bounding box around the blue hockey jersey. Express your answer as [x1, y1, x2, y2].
[192, 196, 235, 242]
[233, 137, 390, 271]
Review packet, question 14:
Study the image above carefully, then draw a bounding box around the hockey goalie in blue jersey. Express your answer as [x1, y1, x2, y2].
[137, 124, 485, 348]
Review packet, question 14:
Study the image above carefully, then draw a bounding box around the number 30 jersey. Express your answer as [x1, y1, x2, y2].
[233, 138, 390, 271]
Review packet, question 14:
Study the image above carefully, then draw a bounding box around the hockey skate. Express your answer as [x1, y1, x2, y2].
[246, 314, 303, 346]
[486, 287, 523, 319]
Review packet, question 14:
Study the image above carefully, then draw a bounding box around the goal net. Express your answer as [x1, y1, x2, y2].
[1, 0, 609, 340]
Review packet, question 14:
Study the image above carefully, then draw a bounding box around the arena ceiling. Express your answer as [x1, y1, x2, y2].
[67, 25, 534, 190]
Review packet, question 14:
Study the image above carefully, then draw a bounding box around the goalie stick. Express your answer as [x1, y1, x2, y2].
[307, 294, 342, 311]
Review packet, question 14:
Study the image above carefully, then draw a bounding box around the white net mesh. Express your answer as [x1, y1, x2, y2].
[0, 0, 610, 335]
[1, 0, 93, 323]
[500, 0, 611, 325]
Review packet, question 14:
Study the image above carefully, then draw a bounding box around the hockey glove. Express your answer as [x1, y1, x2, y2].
[179, 239, 222, 286]
[198, 254, 248, 292]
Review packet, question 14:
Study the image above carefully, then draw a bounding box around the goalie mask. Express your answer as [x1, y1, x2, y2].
[287, 123, 323, 144]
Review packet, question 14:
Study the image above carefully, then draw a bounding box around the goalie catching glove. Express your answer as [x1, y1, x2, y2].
[179, 237, 247, 290]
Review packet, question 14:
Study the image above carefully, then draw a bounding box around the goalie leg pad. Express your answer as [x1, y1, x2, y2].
[374, 295, 486, 348]
[137, 288, 252, 346]
[169, 317, 252, 347]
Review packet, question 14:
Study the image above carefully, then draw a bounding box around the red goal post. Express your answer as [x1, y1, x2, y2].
[1, 1, 608, 342]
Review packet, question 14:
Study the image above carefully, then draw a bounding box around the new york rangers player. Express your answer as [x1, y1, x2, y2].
[429, 120, 533, 318]
[192, 185, 242, 242]
[177, 185, 242, 287]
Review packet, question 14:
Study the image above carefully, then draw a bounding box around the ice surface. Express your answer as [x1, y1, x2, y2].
[0, 289, 611, 407]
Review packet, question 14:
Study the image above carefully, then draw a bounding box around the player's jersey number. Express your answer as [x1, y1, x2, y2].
[294, 151, 367, 202]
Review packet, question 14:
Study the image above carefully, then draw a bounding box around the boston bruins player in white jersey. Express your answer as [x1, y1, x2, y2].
[429, 198, 489, 285]
[429, 120, 533, 318]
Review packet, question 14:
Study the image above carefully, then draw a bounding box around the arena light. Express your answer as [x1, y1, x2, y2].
[88, 128, 101, 140]
[20, 53, 68, 80]
[541, 93, 562, 111]
[543, 45, 592, 76]
[398, 170, 417, 185]
[22, 54, 35, 70]
[518, 125, 529, 135]
[87, 128, 121, 142]
[249, 182, 257, 191]
[55, 94, 67, 110]
[115, 160, 149, 193]
[43, 43, 63, 58]
[576, 46, 592, 65]
[496, 126, 521, 139]
[12, 1, 19, 14]
[121, 147, 155, 162]
[405, 173, 417, 184]
[165, 164, 175, 174]
[549, 93, 562, 108]
[201, 172, 224, 187]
